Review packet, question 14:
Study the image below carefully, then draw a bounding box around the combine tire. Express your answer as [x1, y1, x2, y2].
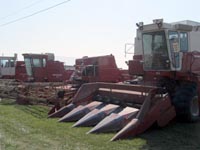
[57, 90, 65, 99]
[173, 83, 199, 122]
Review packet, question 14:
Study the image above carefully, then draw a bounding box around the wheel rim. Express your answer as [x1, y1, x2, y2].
[190, 96, 199, 117]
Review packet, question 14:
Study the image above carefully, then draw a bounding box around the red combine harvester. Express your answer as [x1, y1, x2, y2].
[50, 19, 200, 141]
[73, 55, 129, 83]
[48, 55, 130, 116]
[15, 53, 74, 82]
[15, 53, 74, 104]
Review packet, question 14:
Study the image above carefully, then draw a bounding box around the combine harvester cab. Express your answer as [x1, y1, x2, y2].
[51, 19, 200, 140]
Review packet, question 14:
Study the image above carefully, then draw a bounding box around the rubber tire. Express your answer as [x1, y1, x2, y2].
[57, 90, 65, 99]
[173, 83, 199, 122]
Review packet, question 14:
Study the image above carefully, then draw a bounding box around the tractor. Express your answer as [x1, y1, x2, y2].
[50, 19, 200, 141]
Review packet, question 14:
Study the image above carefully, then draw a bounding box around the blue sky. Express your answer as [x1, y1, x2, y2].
[0, 0, 200, 68]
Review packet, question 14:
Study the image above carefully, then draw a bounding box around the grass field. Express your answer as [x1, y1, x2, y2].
[0, 99, 200, 150]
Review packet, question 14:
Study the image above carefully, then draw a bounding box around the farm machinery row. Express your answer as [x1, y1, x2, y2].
[0, 53, 129, 106]
[1, 53, 74, 82]
[48, 19, 200, 141]
[1, 19, 200, 141]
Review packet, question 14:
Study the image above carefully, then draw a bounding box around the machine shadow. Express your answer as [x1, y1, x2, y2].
[139, 121, 200, 150]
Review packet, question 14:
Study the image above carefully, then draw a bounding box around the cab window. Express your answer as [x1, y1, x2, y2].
[43, 58, 46, 67]
[33, 58, 42, 67]
[180, 32, 188, 52]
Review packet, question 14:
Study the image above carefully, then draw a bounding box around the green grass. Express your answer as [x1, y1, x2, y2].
[0, 99, 145, 150]
[0, 99, 200, 150]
